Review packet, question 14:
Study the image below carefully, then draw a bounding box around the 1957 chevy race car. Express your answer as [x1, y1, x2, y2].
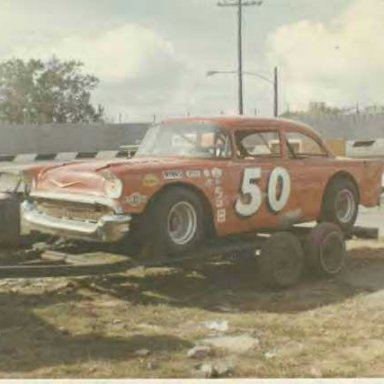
[21, 117, 383, 259]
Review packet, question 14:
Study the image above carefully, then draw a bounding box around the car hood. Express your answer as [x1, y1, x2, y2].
[31, 156, 222, 198]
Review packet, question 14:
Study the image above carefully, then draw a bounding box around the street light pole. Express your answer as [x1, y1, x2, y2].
[237, 0, 243, 115]
[207, 67, 279, 117]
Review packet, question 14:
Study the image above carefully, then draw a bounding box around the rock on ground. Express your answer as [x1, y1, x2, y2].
[200, 334, 260, 354]
[194, 360, 235, 378]
[187, 345, 212, 359]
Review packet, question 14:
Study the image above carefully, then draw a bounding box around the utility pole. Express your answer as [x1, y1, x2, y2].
[273, 66, 278, 117]
[218, 0, 263, 115]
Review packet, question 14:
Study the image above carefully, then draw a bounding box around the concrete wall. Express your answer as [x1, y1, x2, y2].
[294, 114, 384, 140]
[0, 123, 150, 155]
[0, 114, 383, 155]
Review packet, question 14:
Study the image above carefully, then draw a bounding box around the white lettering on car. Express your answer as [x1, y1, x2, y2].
[217, 208, 226, 223]
[203, 169, 211, 178]
[211, 168, 223, 179]
[235, 167, 291, 217]
[235, 168, 262, 217]
[214, 185, 224, 208]
[163, 170, 183, 180]
[267, 167, 291, 213]
[186, 170, 202, 178]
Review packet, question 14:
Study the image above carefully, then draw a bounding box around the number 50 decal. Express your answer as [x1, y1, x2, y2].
[235, 167, 291, 217]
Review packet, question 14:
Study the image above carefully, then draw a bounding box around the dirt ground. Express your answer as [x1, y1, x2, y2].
[0, 236, 384, 378]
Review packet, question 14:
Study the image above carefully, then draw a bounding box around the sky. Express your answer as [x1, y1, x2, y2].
[0, 0, 383, 121]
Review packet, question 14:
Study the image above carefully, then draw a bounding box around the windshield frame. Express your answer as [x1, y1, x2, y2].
[135, 121, 234, 160]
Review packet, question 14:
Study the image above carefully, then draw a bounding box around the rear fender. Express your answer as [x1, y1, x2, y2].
[361, 159, 384, 206]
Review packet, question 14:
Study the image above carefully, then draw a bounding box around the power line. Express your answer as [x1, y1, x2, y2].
[217, 0, 264, 115]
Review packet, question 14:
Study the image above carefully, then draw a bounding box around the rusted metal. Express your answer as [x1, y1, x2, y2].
[0, 223, 378, 279]
[20, 117, 383, 242]
[0, 235, 264, 279]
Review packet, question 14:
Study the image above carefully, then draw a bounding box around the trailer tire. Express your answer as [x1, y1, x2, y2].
[304, 222, 346, 277]
[258, 232, 304, 290]
[0, 193, 20, 247]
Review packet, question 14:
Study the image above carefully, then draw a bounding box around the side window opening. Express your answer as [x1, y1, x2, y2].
[235, 130, 281, 159]
[286, 132, 327, 158]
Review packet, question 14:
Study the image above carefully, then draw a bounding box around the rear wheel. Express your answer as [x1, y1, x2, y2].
[141, 187, 207, 258]
[258, 232, 304, 290]
[320, 178, 358, 233]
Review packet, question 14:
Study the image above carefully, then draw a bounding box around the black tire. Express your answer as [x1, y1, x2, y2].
[141, 187, 206, 258]
[258, 232, 304, 290]
[0, 193, 20, 247]
[320, 177, 359, 233]
[304, 222, 346, 277]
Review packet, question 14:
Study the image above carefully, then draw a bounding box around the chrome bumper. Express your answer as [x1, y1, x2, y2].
[21, 201, 131, 242]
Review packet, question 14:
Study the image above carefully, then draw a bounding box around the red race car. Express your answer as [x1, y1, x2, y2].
[22, 117, 383, 257]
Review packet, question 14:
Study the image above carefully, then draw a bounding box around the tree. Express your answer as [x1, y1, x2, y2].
[0, 57, 104, 124]
[281, 102, 343, 118]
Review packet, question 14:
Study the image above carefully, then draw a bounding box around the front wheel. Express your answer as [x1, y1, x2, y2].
[142, 187, 206, 258]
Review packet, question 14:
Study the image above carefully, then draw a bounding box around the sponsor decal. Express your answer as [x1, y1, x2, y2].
[217, 208, 226, 223]
[163, 170, 184, 180]
[185, 170, 202, 178]
[205, 179, 214, 187]
[143, 174, 160, 187]
[214, 185, 224, 199]
[211, 167, 223, 179]
[124, 192, 147, 207]
[216, 199, 224, 208]
[214, 185, 224, 208]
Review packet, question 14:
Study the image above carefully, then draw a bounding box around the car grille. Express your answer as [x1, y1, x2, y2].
[34, 199, 111, 223]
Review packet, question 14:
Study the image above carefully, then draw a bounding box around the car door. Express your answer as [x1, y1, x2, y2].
[280, 129, 335, 219]
[226, 127, 300, 233]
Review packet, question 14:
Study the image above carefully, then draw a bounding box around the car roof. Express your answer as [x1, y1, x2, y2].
[161, 116, 320, 136]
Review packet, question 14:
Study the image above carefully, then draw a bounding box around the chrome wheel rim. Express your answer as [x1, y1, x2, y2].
[167, 201, 197, 245]
[335, 189, 355, 223]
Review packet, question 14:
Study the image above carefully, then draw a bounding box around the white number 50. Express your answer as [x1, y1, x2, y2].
[235, 167, 291, 217]
[235, 168, 262, 217]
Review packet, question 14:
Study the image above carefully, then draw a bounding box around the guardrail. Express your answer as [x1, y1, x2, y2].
[0, 145, 139, 164]
[346, 139, 384, 158]
[0, 145, 140, 193]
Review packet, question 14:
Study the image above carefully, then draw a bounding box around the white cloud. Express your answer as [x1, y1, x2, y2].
[267, 0, 384, 110]
[9, 23, 194, 120]
[11, 24, 184, 82]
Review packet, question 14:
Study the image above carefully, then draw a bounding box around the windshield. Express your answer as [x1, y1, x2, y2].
[136, 121, 232, 158]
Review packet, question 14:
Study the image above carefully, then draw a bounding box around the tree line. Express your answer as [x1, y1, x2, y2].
[0, 57, 103, 124]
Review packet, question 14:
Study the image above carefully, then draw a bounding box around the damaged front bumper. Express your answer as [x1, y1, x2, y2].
[21, 200, 132, 242]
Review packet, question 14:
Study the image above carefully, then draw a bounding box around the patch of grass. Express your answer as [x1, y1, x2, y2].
[1, 242, 384, 377]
